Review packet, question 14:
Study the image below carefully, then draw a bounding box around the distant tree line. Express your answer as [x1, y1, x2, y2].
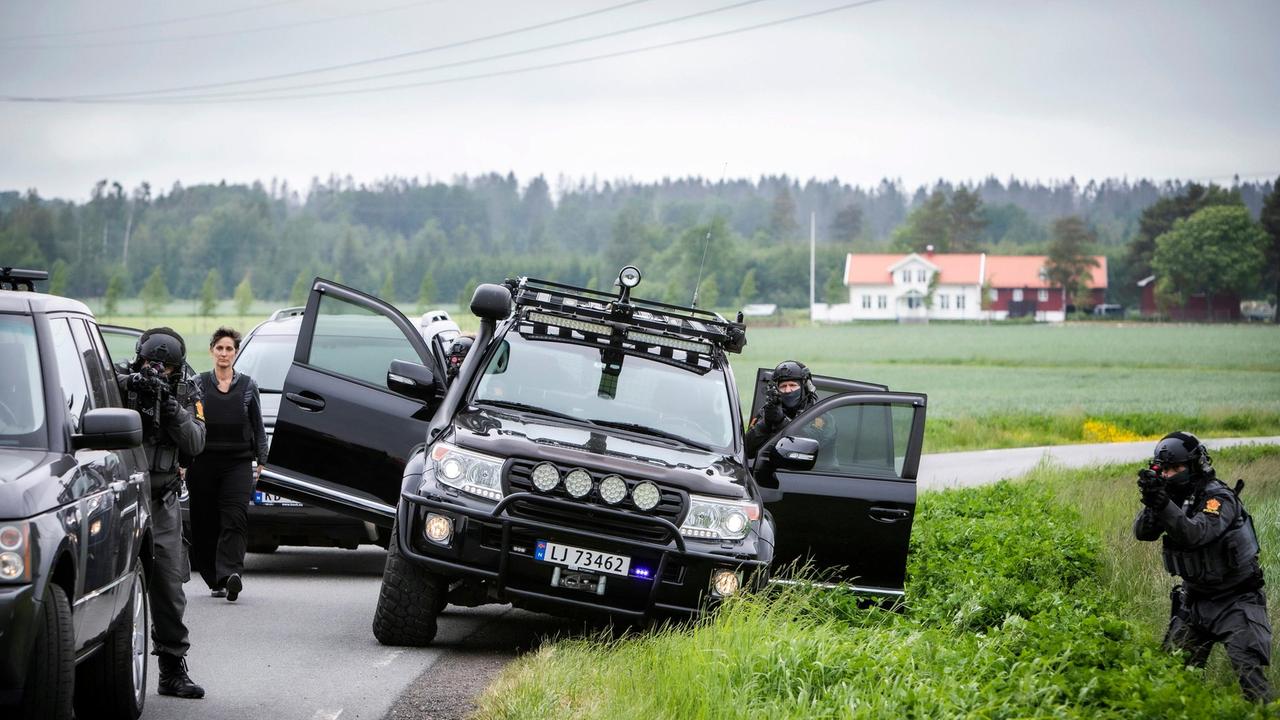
[1, 173, 1275, 311]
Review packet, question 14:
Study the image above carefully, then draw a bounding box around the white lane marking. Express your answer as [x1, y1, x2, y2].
[311, 709, 343, 720]
[373, 650, 404, 668]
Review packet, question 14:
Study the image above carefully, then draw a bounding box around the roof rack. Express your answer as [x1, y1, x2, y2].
[1, 267, 48, 291]
[505, 275, 747, 354]
[267, 306, 306, 322]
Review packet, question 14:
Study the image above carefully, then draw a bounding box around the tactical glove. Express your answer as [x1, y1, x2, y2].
[159, 394, 181, 421]
[762, 401, 787, 428]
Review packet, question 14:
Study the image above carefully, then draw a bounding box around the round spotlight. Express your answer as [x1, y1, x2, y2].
[598, 475, 627, 505]
[0, 526, 21, 551]
[618, 266, 642, 288]
[631, 481, 660, 511]
[711, 569, 740, 597]
[0, 552, 24, 581]
[530, 462, 560, 492]
[722, 510, 749, 536]
[564, 469, 593, 498]
[424, 514, 454, 545]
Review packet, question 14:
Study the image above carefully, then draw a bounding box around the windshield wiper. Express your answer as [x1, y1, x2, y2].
[588, 420, 712, 452]
[473, 399, 593, 426]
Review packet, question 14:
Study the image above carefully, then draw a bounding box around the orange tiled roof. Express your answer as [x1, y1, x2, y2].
[845, 253, 1107, 289]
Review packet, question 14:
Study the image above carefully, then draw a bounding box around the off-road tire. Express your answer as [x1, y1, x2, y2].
[20, 582, 74, 720]
[75, 565, 149, 719]
[372, 522, 443, 646]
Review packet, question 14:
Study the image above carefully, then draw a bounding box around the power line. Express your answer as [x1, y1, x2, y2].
[0, 0, 311, 43]
[1, 0, 450, 51]
[103, 0, 773, 102]
[3, 0, 890, 105]
[49, 0, 660, 101]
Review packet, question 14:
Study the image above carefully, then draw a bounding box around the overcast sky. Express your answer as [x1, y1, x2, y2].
[2, 0, 1277, 201]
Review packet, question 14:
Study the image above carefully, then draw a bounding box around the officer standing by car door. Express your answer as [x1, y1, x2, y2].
[744, 360, 834, 457]
[1134, 431, 1273, 702]
[116, 327, 207, 699]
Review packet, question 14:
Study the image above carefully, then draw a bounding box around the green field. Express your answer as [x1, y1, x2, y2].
[90, 298, 1280, 451]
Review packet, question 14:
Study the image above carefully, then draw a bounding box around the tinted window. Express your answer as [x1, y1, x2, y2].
[100, 327, 138, 367]
[802, 402, 917, 480]
[49, 317, 91, 430]
[307, 295, 420, 388]
[236, 333, 295, 392]
[0, 315, 47, 447]
[69, 318, 110, 408]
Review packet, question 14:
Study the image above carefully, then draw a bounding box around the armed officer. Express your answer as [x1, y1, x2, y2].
[744, 360, 833, 458]
[1134, 431, 1272, 702]
[115, 327, 207, 699]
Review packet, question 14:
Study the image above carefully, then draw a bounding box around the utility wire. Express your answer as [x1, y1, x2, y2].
[2, 0, 889, 105]
[0, 0, 310, 43]
[2, 0, 450, 51]
[103, 0, 772, 102]
[47, 0, 660, 101]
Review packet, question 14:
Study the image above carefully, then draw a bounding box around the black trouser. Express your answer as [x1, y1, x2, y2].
[149, 485, 191, 656]
[187, 454, 254, 590]
[1165, 586, 1273, 702]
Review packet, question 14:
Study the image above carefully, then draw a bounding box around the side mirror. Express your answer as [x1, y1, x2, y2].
[470, 283, 512, 321]
[73, 408, 143, 450]
[387, 360, 435, 401]
[771, 435, 820, 471]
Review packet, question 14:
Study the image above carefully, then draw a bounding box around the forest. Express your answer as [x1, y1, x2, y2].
[1, 173, 1275, 310]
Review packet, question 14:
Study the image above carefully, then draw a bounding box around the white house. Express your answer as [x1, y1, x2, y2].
[812, 251, 1107, 323]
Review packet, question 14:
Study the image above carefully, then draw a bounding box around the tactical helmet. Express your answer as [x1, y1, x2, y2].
[136, 327, 187, 366]
[772, 360, 811, 386]
[446, 336, 474, 375]
[1153, 431, 1212, 475]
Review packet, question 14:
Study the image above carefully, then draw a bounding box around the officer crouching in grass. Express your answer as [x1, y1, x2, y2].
[1134, 431, 1273, 702]
[115, 327, 207, 699]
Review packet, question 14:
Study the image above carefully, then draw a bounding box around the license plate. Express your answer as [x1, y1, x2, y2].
[253, 491, 302, 507]
[535, 540, 631, 577]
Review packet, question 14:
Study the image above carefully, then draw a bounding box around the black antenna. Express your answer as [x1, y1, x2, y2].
[691, 162, 727, 308]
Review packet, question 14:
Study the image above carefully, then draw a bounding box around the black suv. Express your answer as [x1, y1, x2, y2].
[1, 269, 154, 719]
[261, 270, 926, 645]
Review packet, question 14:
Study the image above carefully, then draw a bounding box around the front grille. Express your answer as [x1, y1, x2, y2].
[504, 459, 686, 543]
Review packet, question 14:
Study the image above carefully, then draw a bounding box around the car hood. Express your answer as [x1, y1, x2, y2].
[450, 406, 750, 499]
[0, 449, 75, 519]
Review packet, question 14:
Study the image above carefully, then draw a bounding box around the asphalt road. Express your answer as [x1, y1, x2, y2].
[139, 546, 564, 720]
[135, 436, 1280, 720]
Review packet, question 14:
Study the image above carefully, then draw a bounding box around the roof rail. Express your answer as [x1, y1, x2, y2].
[506, 275, 747, 354]
[1, 267, 48, 291]
[268, 306, 306, 322]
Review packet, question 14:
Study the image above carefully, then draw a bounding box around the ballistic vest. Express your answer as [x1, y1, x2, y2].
[1162, 478, 1261, 589]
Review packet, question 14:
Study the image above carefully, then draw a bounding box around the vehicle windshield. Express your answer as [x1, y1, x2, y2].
[0, 315, 48, 448]
[472, 332, 735, 451]
[235, 333, 295, 392]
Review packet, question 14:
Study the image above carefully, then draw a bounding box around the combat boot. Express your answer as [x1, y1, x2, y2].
[157, 653, 206, 699]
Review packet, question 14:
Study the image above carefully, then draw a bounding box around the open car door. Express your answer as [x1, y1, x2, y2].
[751, 376, 926, 598]
[261, 279, 443, 526]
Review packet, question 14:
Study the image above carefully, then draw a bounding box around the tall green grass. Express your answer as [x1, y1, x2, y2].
[475, 446, 1280, 719]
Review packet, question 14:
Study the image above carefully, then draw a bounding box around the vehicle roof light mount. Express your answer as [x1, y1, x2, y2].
[616, 265, 641, 304]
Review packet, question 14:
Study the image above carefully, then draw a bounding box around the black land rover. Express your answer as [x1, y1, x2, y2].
[1, 269, 154, 719]
[260, 269, 926, 645]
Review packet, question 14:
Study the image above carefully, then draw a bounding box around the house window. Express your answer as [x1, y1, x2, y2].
[861, 294, 871, 309]
[1038, 289, 1049, 302]
[988, 288, 998, 301]
[877, 295, 887, 309]
[1012, 289, 1024, 302]
[940, 294, 950, 310]
[900, 270, 911, 283]
[957, 294, 966, 310]
[917, 269, 927, 283]
[906, 296, 922, 310]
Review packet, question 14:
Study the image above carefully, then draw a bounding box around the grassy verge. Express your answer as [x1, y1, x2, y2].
[475, 446, 1280, 719]
[927, 410, 1280, 451]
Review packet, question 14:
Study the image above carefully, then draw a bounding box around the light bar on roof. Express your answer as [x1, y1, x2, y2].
[527, 311, 612, 337]
[625, 330, 711, 354]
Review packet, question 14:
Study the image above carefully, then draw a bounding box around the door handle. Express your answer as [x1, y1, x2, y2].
[129, 472, 145, 486]
[110, 480, 128, 494]
[868, 507, 911, 523]
[286, 392, 326, 411]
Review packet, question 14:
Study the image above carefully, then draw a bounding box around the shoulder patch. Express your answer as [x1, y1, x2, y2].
[194, 400, 205, 422]
[1203, 497, 1221, 515]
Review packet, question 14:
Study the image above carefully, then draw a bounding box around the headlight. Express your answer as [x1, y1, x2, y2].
[680, 495, 759, 541]
[426, 442, 505, 501]
[0, 523, 31, 583]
